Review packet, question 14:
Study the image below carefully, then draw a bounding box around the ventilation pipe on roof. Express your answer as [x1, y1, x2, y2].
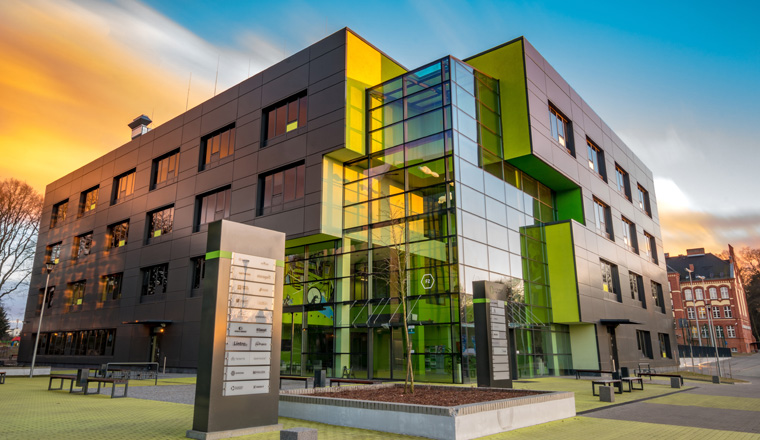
[128, 115, 152, 139]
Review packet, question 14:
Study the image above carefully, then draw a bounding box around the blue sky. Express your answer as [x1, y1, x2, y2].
[1, 0, 758, 322]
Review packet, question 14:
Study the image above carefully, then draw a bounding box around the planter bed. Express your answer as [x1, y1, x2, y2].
[280, 383, 575, 440]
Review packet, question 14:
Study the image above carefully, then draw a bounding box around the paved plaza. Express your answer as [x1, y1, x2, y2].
[1, 355, 759, 439]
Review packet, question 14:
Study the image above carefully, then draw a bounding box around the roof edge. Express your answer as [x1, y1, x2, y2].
[463, 36, 525, 62]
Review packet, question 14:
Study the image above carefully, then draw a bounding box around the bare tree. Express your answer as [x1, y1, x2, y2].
[0, 179, 43, 301]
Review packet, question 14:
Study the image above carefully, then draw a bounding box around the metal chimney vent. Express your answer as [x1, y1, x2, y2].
[128, 114, 152, 139]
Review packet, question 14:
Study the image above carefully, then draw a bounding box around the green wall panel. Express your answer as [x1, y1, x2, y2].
[569, 324, 600, 370]
[545, 221, 580, 323]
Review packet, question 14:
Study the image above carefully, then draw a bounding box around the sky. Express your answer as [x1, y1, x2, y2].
[1, 0, 759, 320]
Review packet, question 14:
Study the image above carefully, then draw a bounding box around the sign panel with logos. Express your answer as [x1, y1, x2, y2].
[473, 280, 514, 388]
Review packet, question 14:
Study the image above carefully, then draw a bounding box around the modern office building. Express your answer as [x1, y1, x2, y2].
[667, 246, 757, 353]
[19, 28, 677, 381]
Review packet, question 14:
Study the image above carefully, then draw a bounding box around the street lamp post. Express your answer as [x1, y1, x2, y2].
[685, 268, 703, 347]
[697, 275, 722, 378]
[30, 263, 54, 378]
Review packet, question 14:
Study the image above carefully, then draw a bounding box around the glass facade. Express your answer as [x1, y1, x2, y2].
[279, 57, 570, 383]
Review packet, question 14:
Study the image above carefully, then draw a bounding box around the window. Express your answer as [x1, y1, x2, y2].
[720, 286, 729, 299]
[724, 306, 733, 318]
[701, 325, 709, 339]
[586, 139, 606, 181]
[698, 307, 706, 319]
[108, 220, 129, 249]
[264, 92, 307, 143]
[549, 104, 573, 156]
[709, 287, 717, 299]
[712, 306, 721, 318]
[147, 206, 174, 242]
[727, 325, 736, 338]
[651, 281, 665, 313]
[79, 186, 99, 216]
[684, 288, 693, 301]
[151, 149, 179, 190]
[695, 288, 704, 300]
[73, 232, 93, 260]
[36, 329, 116, 357]
[636, 330, 653, 359]
[260, 163, 306, 215]
[593, 198, 613, 240]
[68, 280, 86, 307]
[621, 217, 637, 253]
[190, 256, 206, 294]
[195, 187, 231, 231]
[637, 184, 652, 217]
[715, 326, 724, 339]
[687, 307, 695, 319]
[51, 200, 68, 228]
[37, 286, 55, 312]
[142, 263, 168, 296]
[102, 273, 123, 301]
[644, 232, 657, 264]
[112, 169, 136, 204]
[615, 164, 631, 200]
[658, 333, 672, 358]
[200, 125, 236, 170]
[46, 242, 62, 265]
[600, 260, 621, 301]
[629, 272, 646, 307]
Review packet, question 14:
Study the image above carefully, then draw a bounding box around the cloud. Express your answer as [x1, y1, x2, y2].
[0, 0, 285, 192]
[660, 209, 760, 255]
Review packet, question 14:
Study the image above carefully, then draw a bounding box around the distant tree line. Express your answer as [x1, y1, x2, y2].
[727, 247, 760, 342]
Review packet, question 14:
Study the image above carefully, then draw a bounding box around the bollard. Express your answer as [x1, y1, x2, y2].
[599, 385, 615, 402]
[281, 427, 318, 440]
[712, 375, 720, 384]
[670, 377, 681, 388]
[313, 369, 327, 388]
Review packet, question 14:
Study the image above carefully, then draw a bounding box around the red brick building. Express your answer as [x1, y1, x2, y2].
[666, 246, 756, 354]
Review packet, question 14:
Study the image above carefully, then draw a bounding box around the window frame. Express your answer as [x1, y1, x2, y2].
[78, 186, 99, 217]
[151, 148, 180, 190]
[687, 307, 695, 319]
[263, 91, 308, 145]
[586, 138, 607, 181]
[258, 162, 306, 215]
[50, 199, 68, 228]
[194, 186, 232, 232]
[614, 164, 632, 201]
[637, 184, 652, 217]
[684, 288, 693, 301]
[146, 205, 174, 243]
[621, 216, 638, 253]
[600, 259, 621, 302]
[720, 286, 729, 299]
[724, 305, 732, 318]
[46, 242, 62, 265]
[651, 280, 665, 313]
[727, 325, 736, 338]
[68, 280, 87, 307]
[190, 255, 206, 295]
[141, 263, 169, 297]
[636, 330, 653, 359]
[102, 273, 123, 301]
[73, 231, 94, 261]
[644, 231, 658, 264]
[111, 169, 136, 205]
[548, 103, 574, 156]
[712, 306, 721, 318]
[107, 220, 129, 249]
[593, 197, 613, 240]
[199, 124, 236, 171]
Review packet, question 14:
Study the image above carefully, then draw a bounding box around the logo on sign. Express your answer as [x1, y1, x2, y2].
[421, 274, 435, 290]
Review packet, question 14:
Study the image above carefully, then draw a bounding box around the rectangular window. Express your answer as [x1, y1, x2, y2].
[200, 125, 236, 170]
[644, 232, 657, 264]
[260, 163, 306, 215]
[715, 326, 724, 339]
[190, 256, 206, 294]
[684, 288, 693, 300]
[708, 287, 717, 299]
[151, 149, 180, 190]
[102, 273, 123, 301]
[687, 307, 695, 319]
[73, 232, 93, 260]
[637, 184, 652, 217]
[636, 330, 653, 359]
[651, 281, 665, 313]
[147, 206, 174, 242]
[79, 186, 99, 216]
[658, 333, 672, 358]
[629, 271, 645, 307]
[701, 324, 709, 339]
[68, 280, 86, 307]
[586, 138, 606, 181]
[712, 306, 721, 318]
[264, 92, 308, 143]
[37, 286, 55, 313]
[621, 217, 638, 253]
[46, 242, 62, 265]
[108, 220, 129, 249]
[51, 200, 68, 228]
[195, 187, 231, 231]
[727, 325, 736, 338]
[549, 104, 573, 156]
[695, 287, 704, 300]
[724, 306, 733, 318]
[141, 263, 168, 296]
[112, 169, 136, 204]
[698, 306, 706, 319]
[593, 198, 613, 240]
[720, 286, 729, 299]
[601, 260, 621, 301]
[615, 164, 632, 200]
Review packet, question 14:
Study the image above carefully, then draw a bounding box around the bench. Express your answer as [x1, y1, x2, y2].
[575, 369, 614, 379]
[329, 378, 376, 387]
[84, 377, 129, 398]
[48, 374, 84, 393]
[634, 362, 654, 375]
[592, 379, 622, 396]
[280, 375, 309, 389]
[621, 376, 644, 391]
[0, 371, 5, 384]
[638, 372, 683, 385]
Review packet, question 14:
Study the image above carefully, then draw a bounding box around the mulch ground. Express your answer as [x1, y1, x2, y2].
[311, 385, 544, 407]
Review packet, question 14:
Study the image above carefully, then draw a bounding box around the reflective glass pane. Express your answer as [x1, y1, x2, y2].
[344, 179, 369, 206]
[370, 123, 404, 153]
[406, 132, 447, 165]
[368, 146, 404, 176]
[368, 77, 403, 109]
[453, 61, 475, 95]
[455, 85, 476, 118]
[344, 202, 369, 229]
[369, 170, 404, 199]
[456, 109, 478, 143]
[405, 62, 442, 95]
[408, 183, 449, 217]
[406, 109, 444, 143]
[371, 195, 406, 223]
[370, 99, 403, 131]
[406, 86, 444, 119]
